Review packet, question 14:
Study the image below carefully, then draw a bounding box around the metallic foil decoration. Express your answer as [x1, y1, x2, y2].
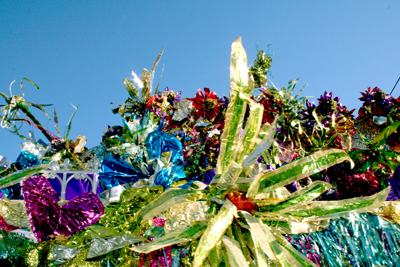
[265, 219, 331, 235]
[0, 199, 29, 228]
[22, 175, 104, 242]
[53, 234, 144, 264]
[373, 115, 388, 125]
[371, 200, 400, 224]
[288, 213, 400, 267]
[162, 201, 209, 233]
[98, 153, 148, 190]
[0, 149, 42, 200]
[172, 99, 193, 121]
[146, 127, 186, 188]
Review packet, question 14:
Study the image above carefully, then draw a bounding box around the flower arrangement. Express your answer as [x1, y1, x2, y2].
[0, 37, 399, 267]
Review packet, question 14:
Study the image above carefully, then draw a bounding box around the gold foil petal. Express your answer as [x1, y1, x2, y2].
[370, 200, 400, 224]
[0, 199, 29, 228]
[162, 201, 209, 233]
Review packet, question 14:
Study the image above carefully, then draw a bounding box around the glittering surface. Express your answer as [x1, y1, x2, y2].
[0, 199, 29, 228]
[146, 127, 186, 188]
[98, 153, 148, 190]
[22, 176, 104, 242]
[0, 215, 20, 231]
[162, 201, 209, 233]
[287, 213, 400, 267]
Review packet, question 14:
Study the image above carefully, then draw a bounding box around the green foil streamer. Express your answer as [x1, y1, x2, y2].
[257, 181, 332, 214]
[236, 95, 264, 165]
[98, 186, 163, 236]
[283, 187, 389, 220]
[216, 161, 242, 191]
[242, 211, 275, 267]
[131, 223, 206, 253]
[217, 37, 252, 175]
[242, 211, 318, 267]
[208, 240, 223, 267]
[136, 188, 208, 226]
[0, 164, 49, 189]
[264, 219, 331, 235]
[230, 222, 255, 267]
[247, 149, 353, 198]
[271, 228, 317, 267]
[241, 211, 277, 262]
[192, 200, 237, 267]
[221, 235, 249, 267]
[53, 234, 144, 263]
[162, 201, 209, 233]
[242, 119, 278, 176]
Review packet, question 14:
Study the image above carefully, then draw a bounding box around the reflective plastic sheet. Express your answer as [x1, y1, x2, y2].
[98, 153, 148, 190]
[22, 175, 104, 242]
[146, 128, 186, 188]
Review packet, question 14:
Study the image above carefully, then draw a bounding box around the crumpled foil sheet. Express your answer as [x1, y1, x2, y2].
[53, 233, 144, 264]
[161, 201, 210, 233]
[0, 199, 29, 228]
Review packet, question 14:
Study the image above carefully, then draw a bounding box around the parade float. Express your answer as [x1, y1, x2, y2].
[0, 37, 399, 266]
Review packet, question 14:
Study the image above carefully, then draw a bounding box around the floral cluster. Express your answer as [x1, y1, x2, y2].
[300, 91, 355, 151]
[356, 87, 400, 123]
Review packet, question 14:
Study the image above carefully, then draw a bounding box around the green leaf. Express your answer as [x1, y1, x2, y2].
[154, 64, 164, 95]
[141, 68, 151, 102]
[359, 132, 372, 146]
[24, 102, 52, 120]
[20, 78, 39, 98]
[0, 164, 49, 188]
[0, 91, 10, 102]
[123, 78, 139, 100]
[53, 109, 61, 137]
[150, 47, 164, 92]
[64, 104, 79, 140]
[372, 121, 400, 148]
[294, 83, 307, 99]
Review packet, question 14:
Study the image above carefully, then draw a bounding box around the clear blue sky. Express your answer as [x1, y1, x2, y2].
[1, 1, 400, 161]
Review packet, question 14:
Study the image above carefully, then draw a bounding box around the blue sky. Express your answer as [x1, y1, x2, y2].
[1, 1, 400, 161]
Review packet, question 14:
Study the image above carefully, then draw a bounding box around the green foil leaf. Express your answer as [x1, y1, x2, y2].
[247, 149, 353, 198]
[221, 235, 249, 267]
[131, 223, 206, 253]
[137, 188, 208, 225]
[0, 164, 49, 189]
[192, 200, 237, 267]
[257, 181, 332, 214]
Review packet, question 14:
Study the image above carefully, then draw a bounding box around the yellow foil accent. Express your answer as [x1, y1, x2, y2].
[162, 201, 210, 233]
[0, 199, 29, 228]
[370, 200, 400, 224]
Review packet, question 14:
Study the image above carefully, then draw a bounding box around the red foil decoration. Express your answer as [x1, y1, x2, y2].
[225, 190, 258, 214]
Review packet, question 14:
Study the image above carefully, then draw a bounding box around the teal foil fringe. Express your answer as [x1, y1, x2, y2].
[287, 213, 400, 267]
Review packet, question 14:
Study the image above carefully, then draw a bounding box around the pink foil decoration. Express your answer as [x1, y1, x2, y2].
[22, 175, 104, 242]
[152, 217, 166, 227]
